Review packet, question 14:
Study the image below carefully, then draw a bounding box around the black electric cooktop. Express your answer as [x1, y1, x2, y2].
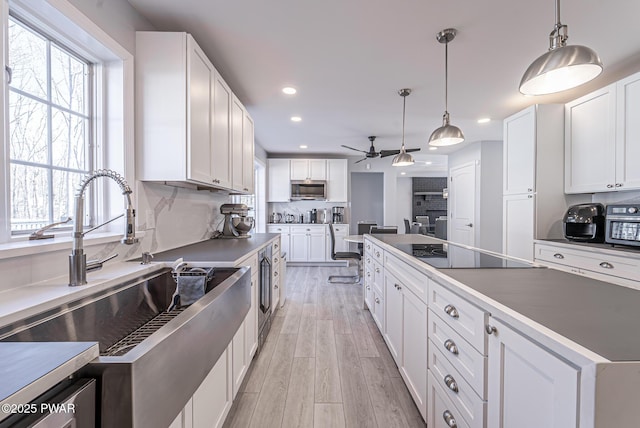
[395, 243, 538, 269]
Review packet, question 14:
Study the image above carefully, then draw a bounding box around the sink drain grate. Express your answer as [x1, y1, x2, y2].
[102, 308, 186, 357]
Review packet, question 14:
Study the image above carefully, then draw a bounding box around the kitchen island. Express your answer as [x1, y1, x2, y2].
[364, 233, 640, 428]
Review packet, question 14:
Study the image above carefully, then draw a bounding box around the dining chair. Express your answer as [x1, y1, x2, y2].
[356, 221, 377, 255]
[328, 224, 362, 283]
[370, 226, 398, 234]
[404, 218, 411, 234]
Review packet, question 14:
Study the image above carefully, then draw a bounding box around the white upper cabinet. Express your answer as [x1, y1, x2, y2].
[615, 72, 640, 190]
[267, 159, 291, 202]
[136, 32, 253, 193]
[290, 159, 326, 180]
[326, 159, 348, 202]
[503, 106, 536, 195]
[565, 71, 640, 193]
[565, 84, 617, 193]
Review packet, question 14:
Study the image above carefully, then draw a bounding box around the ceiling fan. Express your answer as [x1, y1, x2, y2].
[342, 136, 421, 164]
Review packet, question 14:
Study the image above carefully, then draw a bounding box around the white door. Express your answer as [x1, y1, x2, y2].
[267, 159, 291, 202]
[383, 272, 402, 364]
[289, 233, 308, 262]
[503, 194, 535, 261]
[308, 159, 327, 180]
[211, 72, 232, 189]
[290, 159, 309, 180]
[231, 320, 246, 398]
[326, 159, 348, 201]
[449, 162, 476, 247]
[242, 113, 255, 193]
[401, 286, 427, 420]
[487, 317, 579, 428]
[503, 106, 535, 195]
[308, 229, 327, 262]
[231, 96, 244, 191]
[616, 72, 640, 191]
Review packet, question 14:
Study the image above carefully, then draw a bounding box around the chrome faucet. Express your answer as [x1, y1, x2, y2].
[69, 169, 138, 286]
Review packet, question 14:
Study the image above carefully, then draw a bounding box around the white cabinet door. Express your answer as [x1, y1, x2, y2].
[616, 72, 640, 191]
[503, 106, 535, 195]
[327, 159, 348, 201]
[290, 159, 309, 180]
[449, 162, 476, 247]
[231, 319, 246, 398]
[246, 274, 258, 359]
[289, 232, 308, 262]
[487, 318, 579, 428]
[565, 84, 617, 193]
[401, 286, 427, 419]
[384, 271, 403, 364]
[372, 289, 384, 333]
[308, 229, 327, 262]
[192, 346, 232, 428]
[242, 112, 255, 193]
[186, 37, 213, 185]
[267, 159, 291, 202]
[503, 193, 535, 261]
[309, 159, 327, 180]
[211, 72, 232, 189]
[231, 95, 245, 192]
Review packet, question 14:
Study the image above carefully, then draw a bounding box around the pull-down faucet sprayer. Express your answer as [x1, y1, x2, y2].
[69, 169, 138, 286]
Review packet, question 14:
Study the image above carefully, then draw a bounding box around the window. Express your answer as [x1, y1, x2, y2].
[8, 15, 93, 233]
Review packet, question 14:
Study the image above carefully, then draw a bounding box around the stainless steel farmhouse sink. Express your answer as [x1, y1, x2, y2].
[0, 266, 250, 428]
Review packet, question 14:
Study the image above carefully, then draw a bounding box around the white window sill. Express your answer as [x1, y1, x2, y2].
[0, 231, 146, 261]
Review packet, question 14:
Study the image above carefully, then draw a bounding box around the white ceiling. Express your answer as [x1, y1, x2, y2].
[127, 0, 640, 162]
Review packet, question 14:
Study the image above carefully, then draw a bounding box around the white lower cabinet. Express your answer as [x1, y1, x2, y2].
[428, 371, 471, 428]
[231, 319, 247, 398]
[372, 289, 384, 332]
[503, 193, 535, 261]
[288, 225, 326, 262]
[266, 225, 290, 260]
[192, 345, 233, 428]
[487, 317, 579, 428]
[169, 398, 193, 428]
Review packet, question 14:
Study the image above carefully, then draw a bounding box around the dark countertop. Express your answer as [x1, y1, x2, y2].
[151, 233, 279, 263]
[0, 342, 99, 415]
[440, 268, 640, 361]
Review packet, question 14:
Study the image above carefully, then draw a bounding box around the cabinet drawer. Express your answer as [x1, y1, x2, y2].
[371, 242, 384, 263]
[237, 253, 258, 276]
[429, 280, 488, 353]
[429, 310, 486, 397]
[428, 371, 471, 428]
[331, 225, 348, 234]
[372, 260, 383, 296]
[290, 225, 325, 234]
[267, 225, 290, 234]
[429, 345, 486, 428]
[536, 244, 640, 282]
[384, 252, 428, 303]
[364, 238, 374, 255]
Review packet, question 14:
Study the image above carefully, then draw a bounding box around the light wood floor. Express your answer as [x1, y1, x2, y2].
[223, 266, 426, 428]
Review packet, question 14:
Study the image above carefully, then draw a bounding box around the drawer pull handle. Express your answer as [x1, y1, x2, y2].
[607, 184, 614, 188]
[375, 297, 380, 304]
[367, 272, 371, 277]
[599, 262, 614, 269]
[444, 374, 459, 393]
[367, 244, 371, 249]
[274, 258, 279, 263]
[444, 304, 459, 319]
[375, 267, 380, 273]
[486, 324, 497, 335]
[274, 284, 279, 289]
[375, 251, 380, 257]
[274, 271, 279, 276]
[553, 253, 564, 259]
[444, 339, 459, 355]
[615, 183, 623, 187]
[366, 286, 371, 290]
[443, 410, 458, 428]
[395, 283, 402, 291]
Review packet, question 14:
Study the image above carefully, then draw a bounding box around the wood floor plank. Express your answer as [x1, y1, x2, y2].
[280, 296, 303, 335]
[314, 403, 346, 428]
[365, 317, 401, 379]
[243, 320, 282, 393]
[331, 285, 353, 335]
[315, 320, 342, 403]
[223, 392, 259, 428]
[334, 333, 377, 428]
[281, 358, 315, 428]
[316, 284, 333, 320]
[360, 357, 411, 428]
[347, 307, 379, 358]
[249, 334, 297, 428]
[294, 303, 317, 357]
[389, 376, 426, 427]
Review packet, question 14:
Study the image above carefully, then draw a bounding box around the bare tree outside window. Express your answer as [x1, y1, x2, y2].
[8, 16, 93, 233]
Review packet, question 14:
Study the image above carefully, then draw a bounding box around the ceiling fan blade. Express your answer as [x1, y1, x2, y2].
[341, 144, 368, 154]
[379, 150, 400, 158]
[405, 148, 421, 153]
[354, 157, 368, 164]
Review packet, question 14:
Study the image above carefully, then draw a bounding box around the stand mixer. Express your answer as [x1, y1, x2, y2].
[220, 204, 254, 238]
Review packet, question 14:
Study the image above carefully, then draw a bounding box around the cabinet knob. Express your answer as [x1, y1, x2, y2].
[375, 267, 380, 273]
[615, 183, 623, 187]
[528, 195, 533, 199]
[444, 304, 459, 319]
[375, 251, 380, 257]
[444, 374, 459, 393]
[367, 244, 371, 249]
[375, 297, 380, 304]
[274, 284, 279, 289]
[442, 410, 458, 428]
[274, 271, 279, 276]
[486, 324, 497, 335]
[444, 339, 459, 355]
[553, 253, 564, 259]
[527, 188, 533, 192]
[607, 184, 614, 188]
[465, 223, 473, 227]
[394, 283, 402, 291]
[599, 261, 614, 269]
[366, 285, 371, 290]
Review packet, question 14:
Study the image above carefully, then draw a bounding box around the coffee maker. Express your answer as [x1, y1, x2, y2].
[332, 206, 345, 224]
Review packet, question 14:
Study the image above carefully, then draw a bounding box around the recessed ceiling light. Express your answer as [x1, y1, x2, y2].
[299, 145, 307, 149]
[282, 87, 297, 95]
[477, 118, 491, 124]
[400, 172, 406, 175]
[429, 147, 438, 151]
[291, 116, 302, 122]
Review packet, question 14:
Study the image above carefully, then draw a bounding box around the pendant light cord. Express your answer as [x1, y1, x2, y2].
[444, 41, 448, 115]
[401, 93, 406, 151]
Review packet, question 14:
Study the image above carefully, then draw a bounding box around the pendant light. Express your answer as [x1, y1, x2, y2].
[392, 89, 415, 167]
[519, 0, 603, 95]
[429, 28, 464, 147]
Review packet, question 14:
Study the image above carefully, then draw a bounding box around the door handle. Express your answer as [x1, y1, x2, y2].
[465, 223, 473, 227]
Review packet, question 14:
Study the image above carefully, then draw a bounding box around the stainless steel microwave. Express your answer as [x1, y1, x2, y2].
[605, 204, 640, 247]
[290, 180, 327, 201]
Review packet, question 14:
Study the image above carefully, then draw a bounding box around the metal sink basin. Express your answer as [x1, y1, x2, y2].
[0, 266, 250, 428]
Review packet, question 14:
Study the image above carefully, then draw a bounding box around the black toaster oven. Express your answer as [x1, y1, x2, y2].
[605, 204, 640, 247]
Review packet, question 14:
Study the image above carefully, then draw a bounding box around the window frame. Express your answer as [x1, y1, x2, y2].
[0, 0, 135, 247]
